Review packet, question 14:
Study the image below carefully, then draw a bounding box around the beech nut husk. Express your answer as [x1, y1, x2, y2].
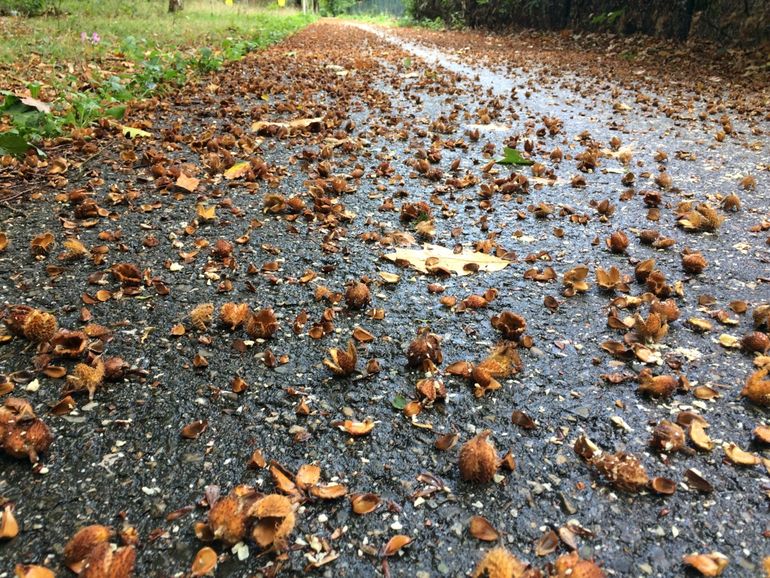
[459, 430, 499, 484]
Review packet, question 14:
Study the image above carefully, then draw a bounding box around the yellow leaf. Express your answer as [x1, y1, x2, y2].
[717, 334, 740, 348]
[379, 271, 400, 283]
[121, 125, 151, 138]
[196, 204, 216, 221]
[223, 162, 250, 180]
[383, 244, 510, 276]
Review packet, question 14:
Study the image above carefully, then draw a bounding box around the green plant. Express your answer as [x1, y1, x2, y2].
[591, 9, 624, 26]
[321, 0, 357, 16]
[64, 91, 102, 127]
[194, 46, 223, 72]
[0, 92, 62, 155]
[0, 0, 51, 16]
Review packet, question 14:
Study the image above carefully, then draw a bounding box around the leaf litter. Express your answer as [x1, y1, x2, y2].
[0, 17, 769, 578]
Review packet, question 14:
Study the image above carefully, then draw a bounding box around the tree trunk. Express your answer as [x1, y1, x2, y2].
[168, 0, 183, 13]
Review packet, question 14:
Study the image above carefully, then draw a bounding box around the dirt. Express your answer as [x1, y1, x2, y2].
[1, 19, 769, 578]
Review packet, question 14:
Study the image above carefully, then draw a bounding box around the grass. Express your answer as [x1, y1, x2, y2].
[338, 12, 400, 26]
[338, 12, 446, 30]
[0, 0, 315, 154]
[0, 0, 313, 64]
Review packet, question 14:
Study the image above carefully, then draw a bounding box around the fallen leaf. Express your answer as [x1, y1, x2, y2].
[334, 419, 375, 436]
[121, 125, 151, 138]
[309, 483, 348, 499]
[181, 420, 208, 440]
[469, 515, 499, 541]
[191, 546, 217, 576]
[14, 565, 56, 578]
[534, 528, 559, 556]
[384, 244, 510, 276]
[196, 204, 216, 221]
[176, 173, 200, 193]
[382, 534, 412, 557]
[252, 117, 323, 134]
[723, 442, 760, 466]
[683, 552, 729, 576]
[223, 162, 250, 180]
[296, 464, 321, 489]
[496, 146, 534, 166]
[350, 493, 381, 515]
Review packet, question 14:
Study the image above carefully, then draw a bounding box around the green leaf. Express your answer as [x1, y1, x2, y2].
[28, 82, 41, 99]
[391, 394, 408, 410]
[496, 146, 534, 166]
[0, 131, 30, 156]
[105, 105, 127, 120]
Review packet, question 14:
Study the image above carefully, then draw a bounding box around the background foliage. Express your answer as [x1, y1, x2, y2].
[406, 0, 770, 46]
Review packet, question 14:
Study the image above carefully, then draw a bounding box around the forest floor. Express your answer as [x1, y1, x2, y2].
[1, 19, 770, 578]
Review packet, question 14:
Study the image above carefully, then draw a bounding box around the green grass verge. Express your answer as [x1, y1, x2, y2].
[0, 0, 315, 155]
[337, 12, 449, 30]
[0, 1, 313, 64]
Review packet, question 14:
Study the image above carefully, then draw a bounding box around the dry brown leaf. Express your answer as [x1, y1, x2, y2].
[382, 534, 412, 557]
[350, 493, 381, 515]
[324, 341, 358, 376]
[723, 442, 760, 466]
[191, 546, 217, 577]
[434, 432, 460, 451]
[334, 419, 374, 436]
[295, 464, 321, 490]
[689, 421, 714, 451]
[181, 420, 208, 440]
[0, 503, 19, 539]
[308, 483, 348, 499]
[176, 173, 200, 193]
[252, 117, 323, 134]
[469, 515, 499, 542]
[352, 327, 375, 343]
[683, 552, 729, 576]
[196, 204, 216, 222]
[14, 565, 56, 578]
[534, 528, 559, 556]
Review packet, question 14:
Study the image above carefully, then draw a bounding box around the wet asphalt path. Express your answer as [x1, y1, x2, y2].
[1, 20, 769, 578]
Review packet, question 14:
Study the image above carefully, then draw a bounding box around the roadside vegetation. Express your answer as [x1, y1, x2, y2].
[340, 12, 445, 29]
[0, 0, 314, 154]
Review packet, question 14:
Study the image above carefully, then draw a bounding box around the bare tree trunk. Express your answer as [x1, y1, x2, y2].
[168, 0, 183, 13]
